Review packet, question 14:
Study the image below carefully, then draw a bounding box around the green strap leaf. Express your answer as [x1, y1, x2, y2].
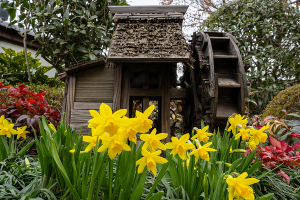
[50, 139, 81, 200]
[148, 191, 164, 200]
[18, 140, 35, 157]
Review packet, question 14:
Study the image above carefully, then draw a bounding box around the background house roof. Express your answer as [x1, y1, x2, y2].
[0, 18, 41, 50]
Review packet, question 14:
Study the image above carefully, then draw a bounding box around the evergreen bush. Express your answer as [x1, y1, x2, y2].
[262, 84, 300, 119]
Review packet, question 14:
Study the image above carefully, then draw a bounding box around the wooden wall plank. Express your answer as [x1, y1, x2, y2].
[70, 109, 91, 135]
[73, 102, 113, 110]
[75, 66, 115, 102]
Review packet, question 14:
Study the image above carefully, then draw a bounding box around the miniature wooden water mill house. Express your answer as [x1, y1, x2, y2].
[61, 5, 248, 141]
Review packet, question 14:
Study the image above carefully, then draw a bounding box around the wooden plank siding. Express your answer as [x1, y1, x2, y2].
[74, 67, 115, 102]
[68, 66, 115, 135]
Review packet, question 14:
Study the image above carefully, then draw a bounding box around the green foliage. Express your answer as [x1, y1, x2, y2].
[0, 47, 60, 86]
[200, 0, 300, 114]
[253, 167, 300, 200]
[1, 0, 128, 73]
[0, 47, 39, 83]
[0, 155, 58, 199]
[0, 134, 35, 162]
[263, 84, 300, 120]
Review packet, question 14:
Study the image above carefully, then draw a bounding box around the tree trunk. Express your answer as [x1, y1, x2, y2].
[23, 32, 32, 84]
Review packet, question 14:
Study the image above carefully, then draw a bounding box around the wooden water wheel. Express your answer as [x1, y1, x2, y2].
[183, 31, 248, 132]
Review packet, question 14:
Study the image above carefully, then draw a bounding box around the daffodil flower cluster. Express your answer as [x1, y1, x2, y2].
[227, 114, 269, 149]
[86, 104, 162, 160]
[165, 126, 216, 164]
[0, 115, 29, 139]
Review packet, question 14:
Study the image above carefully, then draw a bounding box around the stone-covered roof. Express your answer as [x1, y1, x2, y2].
[107, 18, 191, 62]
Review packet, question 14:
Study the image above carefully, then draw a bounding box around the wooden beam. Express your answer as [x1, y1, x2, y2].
[108, 5, 189, 15]
[121, 66, 130, 117]
[129, 89, 162, 97]
[170, 88, 186, 99]
[114, 14, 184, 19]
[113, 64, 122, 112]
[65, 75, 76, 127]
[107, 56, 190, 63]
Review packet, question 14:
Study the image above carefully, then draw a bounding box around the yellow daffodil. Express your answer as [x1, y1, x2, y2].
[250, 126, 269, 143]
[98, 133, 131, 159]
[226, 172, 259, 200]
[165, 134, 195, 160]
[0, 120, 15, 138]
[15, 126, 30, 139]
[191, 126, 213, 142]
[88, 103, 130, 136]
[189, 142, 216, 162]
[140, 128, 167, 152]
[0, 115, 5, 125]
[247, 126, 269, 150]
[136, 149, 168, 176]
[229, 148, 233, 153]
[48, 123, 56, 133]
[133, 105, 155, 133]
[235, 128, 251, 140]
[227, 114, 248, 135]
[120, 117, 139, 143]
[83, 135, 100, 152]
[248, 138, 258, 150]
[125, 125, 138, 143]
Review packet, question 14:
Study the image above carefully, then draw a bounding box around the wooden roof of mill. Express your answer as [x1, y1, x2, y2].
[107, 6, 191, 62]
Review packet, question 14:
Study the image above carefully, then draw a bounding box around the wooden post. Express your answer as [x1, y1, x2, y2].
[121, 66, 130, 117]
[161, 65, 170, 142]
[113, 63, 122, 112]
[143, 70, 150, 111]
[65, 75, 76, 127]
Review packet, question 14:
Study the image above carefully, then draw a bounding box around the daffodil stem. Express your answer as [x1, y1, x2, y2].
[87, 151, 100, 200]
[109, 158, 113, 198]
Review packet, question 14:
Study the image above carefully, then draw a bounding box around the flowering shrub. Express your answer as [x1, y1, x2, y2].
[0, 81, 60, 137]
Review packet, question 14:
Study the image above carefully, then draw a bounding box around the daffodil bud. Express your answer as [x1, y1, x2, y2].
[237, 124, 243, 128]
[194, 139, 201, 148]
[225, 163, 232, 167]
[25, 157, 30, 167]
[232, 149, 246, 153]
